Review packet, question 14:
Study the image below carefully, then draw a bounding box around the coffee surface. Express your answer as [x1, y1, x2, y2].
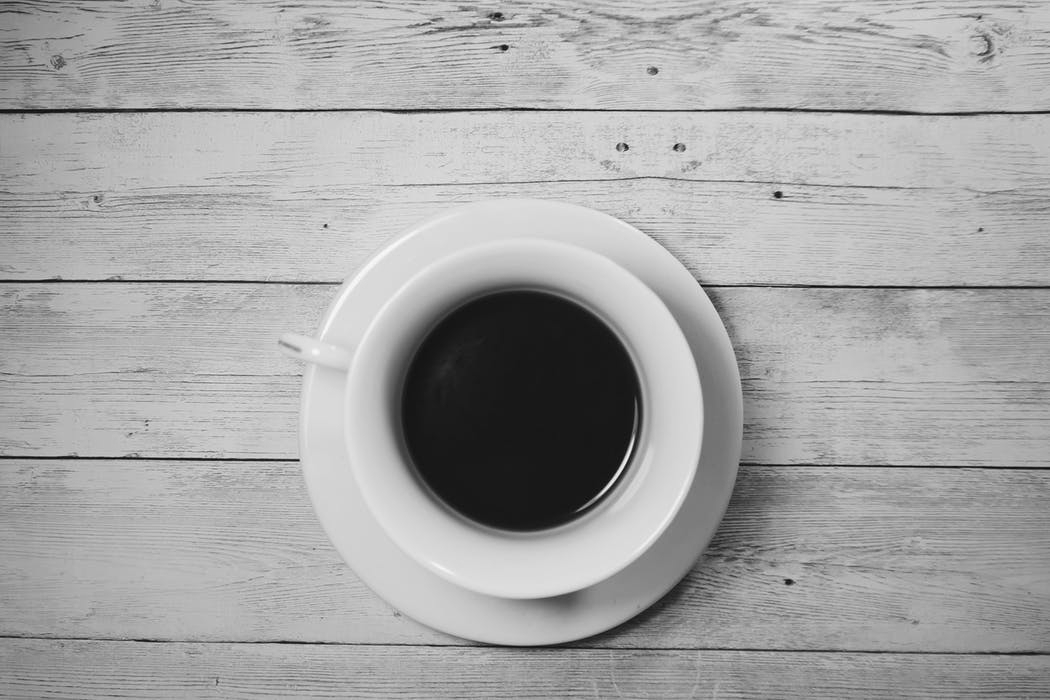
[401, 290, 640, 531]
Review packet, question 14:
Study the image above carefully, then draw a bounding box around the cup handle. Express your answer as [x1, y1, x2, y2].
[277, 333, 353, 371]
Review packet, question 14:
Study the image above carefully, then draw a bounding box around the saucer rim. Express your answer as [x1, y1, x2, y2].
[298, 198, 743, 645]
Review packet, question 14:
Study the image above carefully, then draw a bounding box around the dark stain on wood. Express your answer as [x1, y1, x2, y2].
[975, 32, 996, 62]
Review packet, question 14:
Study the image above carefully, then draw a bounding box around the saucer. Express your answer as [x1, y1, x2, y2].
[298, 200, 743, 645]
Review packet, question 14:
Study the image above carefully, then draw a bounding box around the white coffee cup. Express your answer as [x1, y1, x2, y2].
[280, 237, 702, 599]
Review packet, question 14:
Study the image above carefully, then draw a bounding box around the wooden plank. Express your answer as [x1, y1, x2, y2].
[1, 284, 1048, 465]
[4, 111, 1048, 286]
[4, 112, 1047, 192]
[3, 641, 1048, 700]
[5, 181, 1050, 286]
[2, 641, 1048, 700]
[2, 1, 1050, 111]
[1, 460, 1048, 651]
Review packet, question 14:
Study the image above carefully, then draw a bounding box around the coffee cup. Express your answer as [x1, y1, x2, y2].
[279, 237, 702, 599]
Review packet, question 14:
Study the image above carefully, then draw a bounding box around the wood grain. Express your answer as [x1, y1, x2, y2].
[3, 640, 1048, 700]
[1, 284, 1048, 465]
[5, 180, 1050, 286]
[4, 112, 1047, 192]
[1, 459, 1048, 651]
[13, 640, 1050, 700]
[2, 1, 1050, 112]
[4, 111, 1048, 285]
[4, 0, 1049, 688]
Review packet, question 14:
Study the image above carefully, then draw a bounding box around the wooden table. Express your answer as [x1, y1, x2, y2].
[2, 2, 1049, 697]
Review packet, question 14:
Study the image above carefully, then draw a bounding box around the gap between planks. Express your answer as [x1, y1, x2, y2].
[4, 108, 1050, 116]
[0, 635, 1046, 656]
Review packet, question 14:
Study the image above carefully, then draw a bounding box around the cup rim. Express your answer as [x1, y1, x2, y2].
[344, 237, 703, 599]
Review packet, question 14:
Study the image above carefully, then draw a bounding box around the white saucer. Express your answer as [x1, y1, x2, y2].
[298, 200, 742, 645]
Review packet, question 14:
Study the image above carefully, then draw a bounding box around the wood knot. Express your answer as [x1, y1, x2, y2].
[615, 142, 629, 152]
[970, 20, 1012, 65]
[673, 143, 686, 152]
[50, 55, 66, 70]
[973, 32, 995, 62]
[646, 66, 659, 75]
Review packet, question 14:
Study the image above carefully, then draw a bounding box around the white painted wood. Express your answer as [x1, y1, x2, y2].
[4, 180, 1049, 285]
[4, 640, 1049, 699]
[2, 1, 1049, 111]
[4, 640, 1048, 700]
[2, 0, 1048, 688]
[1, 284, 1047, 465]
[4, 112, 1047, 192]
[1, 460, 1047, 651]
[4, 111, 1048, 285]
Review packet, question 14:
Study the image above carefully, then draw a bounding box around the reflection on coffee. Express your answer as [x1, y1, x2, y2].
[401, 290, 640, 532]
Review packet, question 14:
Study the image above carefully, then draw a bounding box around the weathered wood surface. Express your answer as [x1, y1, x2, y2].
[5, 181, 1050, 286]
[2, 1, 1050, 112]
[1, 284, 1047, 465]
[3, 639, 1048, 700]
[4, 1, 1050, 692]
[4, 112, 1047, 191]
[2, 459, 1047, 651]
[4, 112, 1048, 285]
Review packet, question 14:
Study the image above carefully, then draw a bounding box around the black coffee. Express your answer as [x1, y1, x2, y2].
[400, 290, 641, 532]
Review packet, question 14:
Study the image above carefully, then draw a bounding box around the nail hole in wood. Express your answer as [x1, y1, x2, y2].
[773, 190, 783, 199]
[673, 143, 686, 152]
[615, 142, 629, 152]
[323, 223, 329, 229]
[489, 11, 504, 21]
[647, 66, 659, 75]
[784, 578, 795, 586]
